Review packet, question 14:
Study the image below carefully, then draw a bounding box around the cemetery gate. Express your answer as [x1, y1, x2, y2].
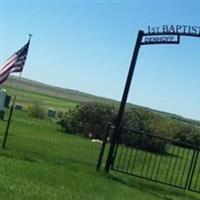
[97, 26, 200, 193]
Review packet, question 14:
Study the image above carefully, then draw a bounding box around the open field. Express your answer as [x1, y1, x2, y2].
[2, 85, 77, 111]
[0, 108, 199, 199]
[3, 76, 117, 104]
[3, 75, 200, 128]
[0, 76, 199, 199]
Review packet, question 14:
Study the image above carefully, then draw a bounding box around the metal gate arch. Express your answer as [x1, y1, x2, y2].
[97, 26, 200, 193]
[105, 27, 200, 173]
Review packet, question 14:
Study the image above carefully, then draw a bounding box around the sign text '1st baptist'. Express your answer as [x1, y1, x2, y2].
[143, 25, 200, 44]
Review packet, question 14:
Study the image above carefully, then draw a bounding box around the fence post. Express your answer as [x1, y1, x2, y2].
[2, 95, 16, 149]
[186, 150, 199, 190]
[2, 104, 14, 149]
[96, 123, 111, 171]
[105, 30, 144, 172]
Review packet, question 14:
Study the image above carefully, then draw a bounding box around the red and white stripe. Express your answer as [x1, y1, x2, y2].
[0, 40, 30, 84]
[0, 54, 18, 84]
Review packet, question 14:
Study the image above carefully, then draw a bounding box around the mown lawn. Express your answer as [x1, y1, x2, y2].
[0, 109, 199, 199]
[0, 147, 199, 200]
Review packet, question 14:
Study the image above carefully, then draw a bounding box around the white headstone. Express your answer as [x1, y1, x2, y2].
[0, 89, 6, 111]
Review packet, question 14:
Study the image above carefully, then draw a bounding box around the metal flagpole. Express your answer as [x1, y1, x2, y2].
[2, 34, 32, 149]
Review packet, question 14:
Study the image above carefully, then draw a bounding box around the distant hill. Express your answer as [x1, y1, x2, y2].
[3, 76, 118, 104]
[3, 75, 200, 127]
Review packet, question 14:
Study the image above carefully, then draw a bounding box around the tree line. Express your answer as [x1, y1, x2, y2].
[57, 102, 200, 153]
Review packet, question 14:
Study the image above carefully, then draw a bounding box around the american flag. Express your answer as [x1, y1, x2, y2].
[0, 39, 30, 84]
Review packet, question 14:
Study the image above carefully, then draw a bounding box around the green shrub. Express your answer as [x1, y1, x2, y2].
[120, 109, 171, 154]
[28, 101, 45, 119]
[57, 102, 116, 139]
[57, 102, 200, 153]
[57, 103, 170, 153]
[173, 126, 200, 147]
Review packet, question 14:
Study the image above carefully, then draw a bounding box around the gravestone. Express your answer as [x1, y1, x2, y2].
[48, 109, 56, 118]
[4, 95, 11, 108]
[0, 89, 6, 120]
[15, 105, 23, 111]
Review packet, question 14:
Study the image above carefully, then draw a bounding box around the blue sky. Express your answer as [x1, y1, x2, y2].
[1, 1, 200, 119]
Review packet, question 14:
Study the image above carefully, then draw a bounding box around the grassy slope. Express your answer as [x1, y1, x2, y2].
[4, 85, 76, 111]
[3, 76, 200, 127]
[0, 77, 199, 199]
[0, 151, 199, 200]
[0, 140, 199, 200]
[0, 110, 198, 199]
[1, 84, 77, 115]
[3, 76, 117, 104]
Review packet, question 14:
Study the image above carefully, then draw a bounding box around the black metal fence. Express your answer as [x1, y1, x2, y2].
[2, 94, 200, 193]
[188, 151, 200, 192]
[102, 125, 200, 192]
[0, 96, 102, 166]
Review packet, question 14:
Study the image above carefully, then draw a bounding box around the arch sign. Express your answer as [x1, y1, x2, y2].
[105, 25, 200, 172]
[143, 25, 200, 45]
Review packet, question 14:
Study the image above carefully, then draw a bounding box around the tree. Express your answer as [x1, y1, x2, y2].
[57, 102, 116, 139]
[57, 102, 200, 153]
[28, 101, 45, 119]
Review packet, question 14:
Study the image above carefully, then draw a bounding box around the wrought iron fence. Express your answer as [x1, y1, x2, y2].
[2, 94, 200, 193]
[107, 125, 200, 191]
[188, 151, 200, 193]
[0, 96, 102, 166]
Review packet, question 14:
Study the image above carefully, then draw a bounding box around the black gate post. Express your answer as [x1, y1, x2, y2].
[2, 95, 16, 149]
[2, 104, 14, 149]
[105, 30, 144, 172]
[96, 123, 111, 171]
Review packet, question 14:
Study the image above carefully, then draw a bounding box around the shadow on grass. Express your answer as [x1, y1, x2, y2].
[106, 173, 200, 200]
[0, 147, 97, 169]
[0, 149, 40, 163]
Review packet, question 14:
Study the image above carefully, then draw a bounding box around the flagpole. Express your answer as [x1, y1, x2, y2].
[2, 35, 32, 149]
[12, 33, 32, 104]
[12, 71, 23, 107]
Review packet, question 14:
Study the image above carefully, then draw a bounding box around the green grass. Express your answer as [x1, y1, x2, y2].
[0, 146, 199, 200]
[3, 85, 77, 111]
[0, 151, 167, 200]
[0, 109, 198, 199]
[3, 76, 118, 105]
